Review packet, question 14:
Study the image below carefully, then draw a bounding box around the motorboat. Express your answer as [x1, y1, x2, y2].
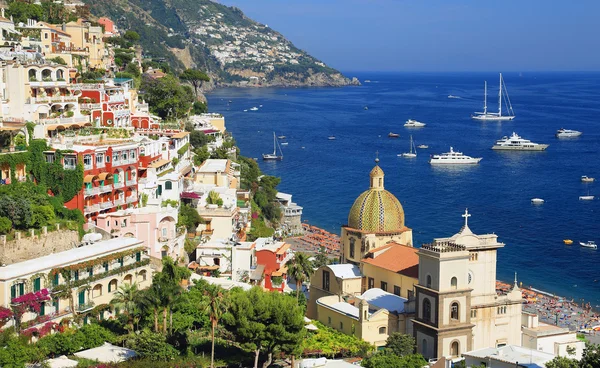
[429, 147, 482, 165]
[250, 107, 259, 111]
[492, 132, 549, 151]
[556, 128, 582, 138]
[401, 135, 417, 158]
[563, 239, 573, 245]
[280, 142, 289, 146]
[579, 195, 595, 201]
[328, 136, 336, 140]
[388, 132, 400, 138]
[472, 73, 515, 121]
[417, 144, 429, 149]
[531, 198, 545, 204]
[278, 135, 286, 139]
[364, 106, 369, 110]
[405, 119, 426, 127]
[243, 109, 248, 112]
[448, 95, 461, 99]
[580, 241, 597, 249]
[262, 132, 283, 161]
[581, 176, 595, 183]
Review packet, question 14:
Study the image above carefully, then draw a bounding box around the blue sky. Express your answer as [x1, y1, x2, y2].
[217, 0, 600, 72]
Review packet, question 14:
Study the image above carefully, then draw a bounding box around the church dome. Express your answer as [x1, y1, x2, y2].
[348, 164, 405, 232]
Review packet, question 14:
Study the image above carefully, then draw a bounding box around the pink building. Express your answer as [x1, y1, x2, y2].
[254, 241, 291, 292]
[97, 17, 115, 36]
[95, 206, 185, 260]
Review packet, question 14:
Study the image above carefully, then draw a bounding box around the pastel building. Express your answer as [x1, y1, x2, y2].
[307, 264, 362, 319]
[0, 237, 152, 328]
[76, 82, 131, 127]
[276, 192, 303, 235]
[251, 239, 291, 292]
[64, 19, 107, 69]
[195, 159, 239, 189]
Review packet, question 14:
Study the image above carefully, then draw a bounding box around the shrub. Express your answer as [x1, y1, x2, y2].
[0, 217, 11, 234]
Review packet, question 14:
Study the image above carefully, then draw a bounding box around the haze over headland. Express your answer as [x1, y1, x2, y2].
[218, 0, 600, 72]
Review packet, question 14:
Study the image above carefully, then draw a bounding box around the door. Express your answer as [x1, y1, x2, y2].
[78, 290, 85, 306]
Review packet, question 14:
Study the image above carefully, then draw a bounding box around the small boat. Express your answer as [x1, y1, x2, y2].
[471, 73, 515, 121]
[531, 198, 545, 204]
[228, 100, 232, 103]
[579, 188, 594, 201]
[492, 132, 549, 151]
[405, 119, 426, 127]
[262, 132, 283, 161]
[401, 135, 417, 158]
[448, 95, 461, 99]
[328, 136, 336, 140]
[580, 241, 597, 249]
[243, 109, 248, 112]
[250, 107, 259, 111]
[563, 239, 573, 245]
[280, 142, 288, 146]
[364, 106, 369, 110]
[278, 135, 286, 139]
[259, 105, 263, 107]
[581, 176, 595, 183]
[364, 80, 371, 83]
[388, 132, 400, 138]
[417, 144, 429, 149]
[556, 128, 582, 138]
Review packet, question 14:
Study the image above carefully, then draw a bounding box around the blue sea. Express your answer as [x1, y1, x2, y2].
[206, 72, 600, 306]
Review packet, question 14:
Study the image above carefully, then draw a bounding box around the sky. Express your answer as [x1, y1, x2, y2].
[216, 0, 600, 72]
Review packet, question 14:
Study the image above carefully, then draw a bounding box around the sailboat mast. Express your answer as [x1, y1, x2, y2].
[498, 73, 503, 117]
[272, 132, 276, 155]
[483, 81, 487, 114]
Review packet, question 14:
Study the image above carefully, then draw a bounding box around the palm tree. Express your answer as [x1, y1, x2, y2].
[139, 287, 161, 333]
[110, 282, 139, 332]
[204, 284, 227, 368]
[286, 252, 314, 301]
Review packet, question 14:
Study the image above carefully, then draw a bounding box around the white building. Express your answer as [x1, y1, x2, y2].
[463, 345, 556, 368]
[521, 312, 584, 360]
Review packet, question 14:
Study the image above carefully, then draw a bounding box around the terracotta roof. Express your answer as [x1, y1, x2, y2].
[361, 242, 419, 278]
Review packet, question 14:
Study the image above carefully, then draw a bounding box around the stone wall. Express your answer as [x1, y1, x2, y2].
[0, 226, 79, 265]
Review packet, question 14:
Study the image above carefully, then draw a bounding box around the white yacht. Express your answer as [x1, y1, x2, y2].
[580, 241, 597, 249]
[491, 132, 549, 151]
[429, 147, 482, 165]
[250, 107, 259, 111]
[405, 119, 426, 127]
[417, 144, 429, 149]
[581, 176, 595, 183]
[472, 73, 515, 121]
[556, 128, 582, 138]
[531, 198, 545, 205]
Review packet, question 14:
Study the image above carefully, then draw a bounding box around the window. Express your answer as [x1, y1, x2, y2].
[393, 285, 401, 296]
[138, 270, 147, 282]
[121, 152, 127, 161]
[165, 181, 172, 190]
[53, 273, 59, 287]
[118, 257, 124, 267]
[471, 309, 477, 318]
[74, 270, 79, 281]
[136, 252, 141, 262]
[322, 270, 330, 291]
[380, 281, 388, 292]
[64, 156, 76, 169]
[108, 279, 118, 292]
[497, 306, 507, 315]
[451, 302, 459, 320]
[130, 150, 136, 160]
[103, 262, 109, 272]
[378, 326, 387, 334]
[33, 277, 41, 292]
[451, 277, 457, 290]
[44, 33, 48, 39]
[88, 267, 93, 277]
[426, 275, 432, 288]
[112, 153, 118, 163]
[450, 341, 459, 357]
[327, 316, 331, 325]
[162, 227, 167, 237]
[423, 298, 431, 321]
[106, 155, 110, 163]
[83, 155, 92, 168]
[121, 219, 127, 227]
[349, 238, 355, 258]
[368, 277, 374, 289]
[422, 339, 428, 357]
[339, 322, 343, 330]
[10, 283, 25, 299]
[92, 284, 103, 298]
[407, 290, 414, 300]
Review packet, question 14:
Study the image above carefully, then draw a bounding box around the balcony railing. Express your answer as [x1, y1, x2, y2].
[126, 179, 136, 187]
[84, 204, 100, 214]
[100, 201, 113, 209]
[64, 164, 77, 170]
[126, 195, 137, 204]
[99, 184, 113, 193]
[76, 301, 95, 312]
[114, 198, 125, 206]
[113, 182, 124, 189]
[84, 187, 100, 196]
[80, 103, 101, 110]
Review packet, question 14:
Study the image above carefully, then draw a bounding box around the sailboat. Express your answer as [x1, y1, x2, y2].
[262, 132, 283, 161]
[472, 73, 515, 121]
[400, 135, 417, 158]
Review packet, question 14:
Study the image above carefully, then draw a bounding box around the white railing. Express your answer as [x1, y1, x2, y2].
[96, 162, 105, 169]
[113, 182, 124, 189]
[126, 179, 136, 187]
[84, 204, 100, 214]
[84, 187, 99, 196]
[114, 198, 125, 206]
[126, 195, 137, 204]
[99, 184, 113, 193]
[108, 95, 125, 103]
[80, 103, 101, 110]
[100, 201, 113, 209]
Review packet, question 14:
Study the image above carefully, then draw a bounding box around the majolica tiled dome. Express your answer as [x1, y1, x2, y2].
[348, 164, 405, 232]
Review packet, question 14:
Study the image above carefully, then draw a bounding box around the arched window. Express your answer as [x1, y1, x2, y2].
[165, 181, 172, 190]
[423, 298, 431, 321]
[451, 277, 457, 290]
[28, 69, 36, 81]
[108, 279, 118, 292]
[378, 326, 387, 334]
[349, 238, 355, 258]
[426, 275, 432, 288]
[124, 274, 133, 285]
[451, 302, 459, 320]
[450, 341, 459, 357]
[92, 284, 103, 298]
[138, 270, 147, 282]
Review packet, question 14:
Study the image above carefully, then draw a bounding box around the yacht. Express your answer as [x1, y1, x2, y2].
[405, 119, 426, 127]
[491, 132, 549, 151]
[277, 135, 286, 139]
[328, 136, 336, 140]
[531, 198, 545, 205]
[448, 95, 461, 99]
[581, 176, 595, 183]
[579, 189, 594, 201]
[262, 132, 283, 161]
[580, 241, 597, 249]
[388, 132, 400, 138]
[250, 107, 259, 111]
[472, 73, 515, 121]
[417, 144, 429, 149]
[556, 128, 582, 138]
[429, 147, 482, 165]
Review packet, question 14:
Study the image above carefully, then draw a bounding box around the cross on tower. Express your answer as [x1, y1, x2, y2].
[462, 208, 471, 227]
[375, 151, 379, 164]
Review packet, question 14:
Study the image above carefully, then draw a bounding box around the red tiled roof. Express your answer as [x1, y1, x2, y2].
[361, 242, 419, 278]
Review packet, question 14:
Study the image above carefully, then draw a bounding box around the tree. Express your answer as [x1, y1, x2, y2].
[150, 258, 190, 334]
[78, 324, 116, 349]
[48, 56, 67, 65]
[178, 204, 203, 233]
[193, 101, 208, 114]
[6, 2, 43, 23]
[139, 287, 162, 333]
[203, 284, 227, 368]
[581, 342, 600, 368]
[179, 69, 210, 97]
[124, 329, 178, 361]
[545, 356, 580, 368]
[189, 130, 214, 148]
[223, 288, 305, 368]
[286, 252, 314, 301]
[313, 250, 330, 268]
[123, 30, 141, 43]
[142, 75, 194, 119]
[362, 353, 427, 368]
[110, 283, 140, 332]
[385, 333, 416, 357]
[0, 217, 11, 235]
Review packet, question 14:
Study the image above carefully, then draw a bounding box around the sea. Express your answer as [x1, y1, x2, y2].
[206, 72, 600, 307]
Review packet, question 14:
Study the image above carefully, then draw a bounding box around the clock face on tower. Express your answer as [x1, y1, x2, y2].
[468, 271, 473, 285]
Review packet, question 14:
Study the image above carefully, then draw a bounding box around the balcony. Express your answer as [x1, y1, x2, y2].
[100, 201, 113, 209]
[64, 164, 77, 170]
[108, 95, 125, 103]
[113, 182, 124, 189]
[84, 204, 100, 214]
[99, 184, 113, 193]
[84, 187, 100, 196]
[126, 179, 136, 187]
[80, 103, 101, 110]
[114, 198, 125, 206]
[76, 301, 95, 313]
[126, 195, 137, 204]
[29, 79, 68, 88]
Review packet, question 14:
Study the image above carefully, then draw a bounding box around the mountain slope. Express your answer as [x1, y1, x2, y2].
[86, 0, 358, 87]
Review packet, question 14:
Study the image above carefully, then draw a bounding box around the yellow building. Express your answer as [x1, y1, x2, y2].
[361, 242, 419, 300]
[64, 19, 107, 69]
[307, 264, 362, 319]
[341, 159, 413, 265]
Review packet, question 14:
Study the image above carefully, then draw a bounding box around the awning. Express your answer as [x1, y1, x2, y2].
[83, 174, 96, 183]
[276, 243, 291, 255]
[272, 266, 287, 277]
[198, 265, 220, 271]
[250, 265, 265, 281]
[171, 131, 189, 139]
[149, 159, 170, 169]
[97, 172, 110, 181]
[179, 165, 193, 177]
